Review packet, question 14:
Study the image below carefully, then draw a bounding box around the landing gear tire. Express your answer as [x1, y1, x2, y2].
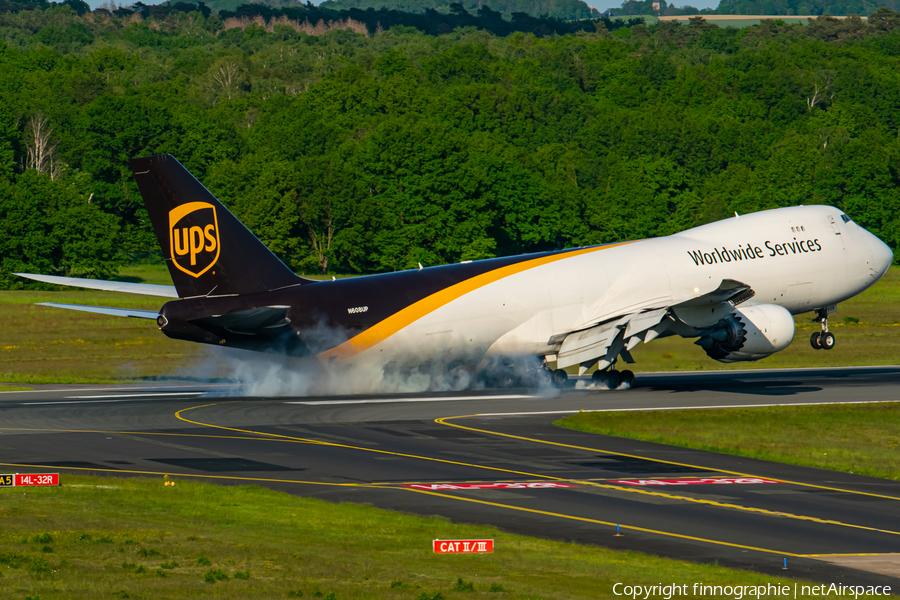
[551, 369, 568, 388]
[608, 370, 622, 388]
[498, 369, 517, 387]
[820, 331, 835, 350]
[620, 370, 635, 387]
[810, 332, 822, 350]
[591, 369, 621, 388]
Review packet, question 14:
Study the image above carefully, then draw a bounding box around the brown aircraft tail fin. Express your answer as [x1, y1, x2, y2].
[129, 154, 307, 298]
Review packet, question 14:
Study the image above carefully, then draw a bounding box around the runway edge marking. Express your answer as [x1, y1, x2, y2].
[435, 414, 900, 502]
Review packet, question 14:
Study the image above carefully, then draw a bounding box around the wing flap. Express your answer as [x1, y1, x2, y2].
[623, 307, 668, 338]
[555, 279, 755, 371]
[36, 303, 159, 320]
[16, 273, 178, 298]
[557, 318, 625, 369]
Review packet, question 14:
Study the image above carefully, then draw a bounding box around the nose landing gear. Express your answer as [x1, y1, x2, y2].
[810, 308, 836, 351]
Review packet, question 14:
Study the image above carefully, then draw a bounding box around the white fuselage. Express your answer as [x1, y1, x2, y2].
[346, 205, 892, 366]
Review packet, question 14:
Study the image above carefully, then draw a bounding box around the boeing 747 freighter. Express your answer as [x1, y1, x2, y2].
[18, 155, 894, 389]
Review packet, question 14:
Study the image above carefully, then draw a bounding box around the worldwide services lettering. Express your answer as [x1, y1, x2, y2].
[688, 238, 821, 266]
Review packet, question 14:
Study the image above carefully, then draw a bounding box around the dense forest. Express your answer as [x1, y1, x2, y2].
[318, 0, 596, 21]
[612, 0, 711, 15]
[1, 1, 900, 287]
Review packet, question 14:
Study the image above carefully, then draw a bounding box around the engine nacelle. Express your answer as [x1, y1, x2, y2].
[695, 304, 795, 363]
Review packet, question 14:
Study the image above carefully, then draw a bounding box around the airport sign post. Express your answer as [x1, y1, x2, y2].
[0, 473, 59, 487]
[433, 539, 494, 554]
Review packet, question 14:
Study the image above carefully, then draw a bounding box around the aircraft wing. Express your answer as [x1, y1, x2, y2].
[556, 309, 668, 371]
[555, 279, 754, 372]
[15, 273, 178, 298]
[35, 303, 159, 319]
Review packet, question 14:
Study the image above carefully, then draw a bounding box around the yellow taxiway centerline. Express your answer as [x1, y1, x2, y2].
[4, 401, 893, 557]
[435, 414, 900, 502]
[399, 488, 806, 557]
[174, 404, 573, 481]
[0, 461, 365, 487]
[174, 404, 900, 539]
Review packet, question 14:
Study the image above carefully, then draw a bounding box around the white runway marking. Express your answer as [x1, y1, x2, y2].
[65, 392, 207, 399]
[0, 386, 215, 395]
[23, 392, 208, 405]
[287, 394, 537, 406]
[475, 398, 900, 417]
[24, 399, 164, 405]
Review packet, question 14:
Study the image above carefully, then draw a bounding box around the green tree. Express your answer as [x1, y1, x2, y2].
[0, 171, 121, 287]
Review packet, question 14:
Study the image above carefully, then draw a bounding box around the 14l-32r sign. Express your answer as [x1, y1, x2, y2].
[0, 473, 59, 487]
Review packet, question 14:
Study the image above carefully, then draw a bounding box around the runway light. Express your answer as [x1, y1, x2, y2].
[782, 558, 788, 570]
[614, 524, 623, 537]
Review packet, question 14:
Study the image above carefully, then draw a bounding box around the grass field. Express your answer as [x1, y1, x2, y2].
[1, 265, 897, 384]
[557, 402, 900, 480]
[0, 474, 804, 599]
[0, 288, 197, 384]
[655, 15, 866, 28]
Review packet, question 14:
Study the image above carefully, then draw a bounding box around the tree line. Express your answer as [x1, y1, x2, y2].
[611, 0, 900, 16]
[1, 2, 900, 287]
[316, 0, 597, 21]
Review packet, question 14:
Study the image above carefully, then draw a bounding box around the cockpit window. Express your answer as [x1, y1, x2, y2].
[840, 214, 852, 223]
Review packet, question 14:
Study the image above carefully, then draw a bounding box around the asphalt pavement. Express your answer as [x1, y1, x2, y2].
[1, 366, 899, 588]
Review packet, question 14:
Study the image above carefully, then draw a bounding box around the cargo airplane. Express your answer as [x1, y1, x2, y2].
[17, 155, 894, 389]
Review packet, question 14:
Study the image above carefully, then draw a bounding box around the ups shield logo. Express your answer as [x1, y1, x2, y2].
[169, 202, 220, 278]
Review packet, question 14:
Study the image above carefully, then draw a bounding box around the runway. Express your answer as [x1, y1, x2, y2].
[2, 366, 900, 588]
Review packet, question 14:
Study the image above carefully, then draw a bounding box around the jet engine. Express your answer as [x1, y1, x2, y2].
[695, 304, 795, 363]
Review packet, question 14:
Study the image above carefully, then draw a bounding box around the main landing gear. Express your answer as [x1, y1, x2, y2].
[544, 360, 635, 390]
[591, 368, 635, 388]
[810, 308, 835, 351]
[551, 369, 568, 388]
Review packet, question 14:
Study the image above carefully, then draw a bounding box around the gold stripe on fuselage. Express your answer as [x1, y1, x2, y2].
[319, 241, 638, 360]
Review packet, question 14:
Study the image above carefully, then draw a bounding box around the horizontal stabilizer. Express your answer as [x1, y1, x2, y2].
[36, 303, 159, 320]
[16, 273, 178, 298]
